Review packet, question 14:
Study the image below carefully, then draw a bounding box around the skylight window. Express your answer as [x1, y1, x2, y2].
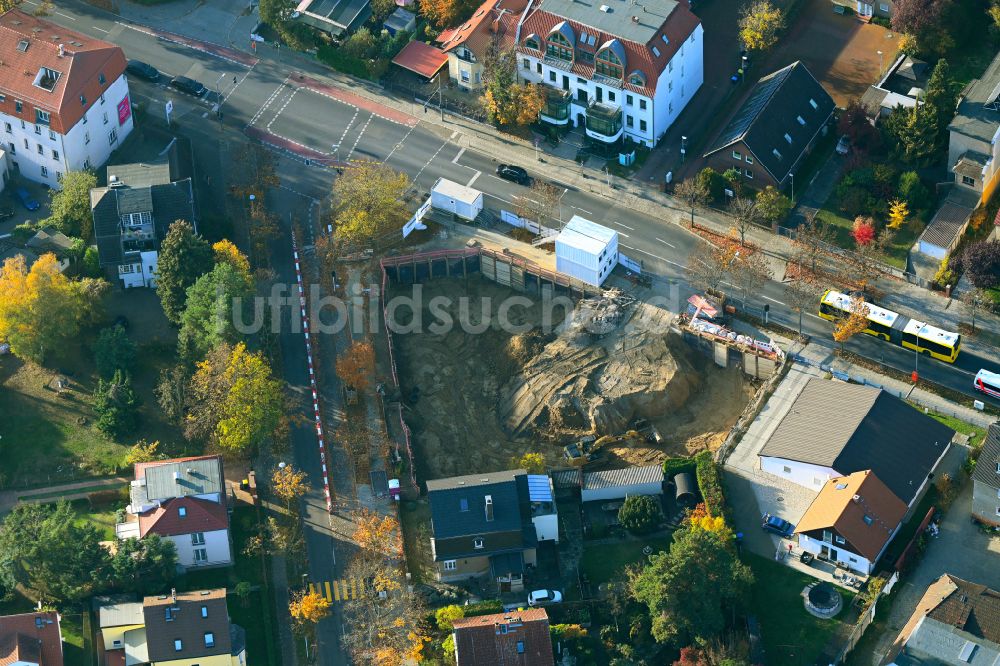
[809, 98, 818, 109]
[661, 34, 669, 44]
[784, 133, 792, 144]
[16, 40, 28, 53]
[863, 514, 874, 525]
[797, 115, 806, 125]
[772, 149, 782, 159]
[651, 45, 660, 57]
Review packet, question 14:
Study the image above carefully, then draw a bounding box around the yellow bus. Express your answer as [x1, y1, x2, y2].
[817, 290, 961, 363]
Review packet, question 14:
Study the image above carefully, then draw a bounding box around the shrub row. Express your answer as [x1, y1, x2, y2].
[694, 450, 730, 522]
[662, 456, 696, 479]
[462, 599, 504, 617]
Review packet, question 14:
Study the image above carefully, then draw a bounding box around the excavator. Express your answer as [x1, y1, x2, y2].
[562, 427, 651, 468]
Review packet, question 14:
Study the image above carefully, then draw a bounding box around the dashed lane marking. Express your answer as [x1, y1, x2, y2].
[466, 171, 482, 188]
[345, 112, 374, 161]
[452, 147, 466, 163]
[655, 237, 677, 249]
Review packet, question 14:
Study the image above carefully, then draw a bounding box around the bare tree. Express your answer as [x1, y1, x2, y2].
[729, 196, 761, 246]
[961, 287, 990, 334]
[784, 277, 821, 335]
[792, 216, 835, 277]
[674, 178, 709, 227]
[729, 248, 773, 307]
[840, 228, 894, 292]
[514, 180, 563, 228]
[686, 241, 736, 294]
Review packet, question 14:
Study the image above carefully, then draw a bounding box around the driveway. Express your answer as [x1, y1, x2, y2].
[724, 364, 822, 559]
[855, 468, 1000, 664]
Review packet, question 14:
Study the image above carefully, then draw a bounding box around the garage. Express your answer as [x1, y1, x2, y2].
[581, 465, 664, 502]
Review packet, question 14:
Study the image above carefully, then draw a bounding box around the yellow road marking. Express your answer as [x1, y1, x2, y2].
[324, 581, 332, 601]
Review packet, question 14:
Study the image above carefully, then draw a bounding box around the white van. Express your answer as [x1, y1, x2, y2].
[974, 369, 1000, 399]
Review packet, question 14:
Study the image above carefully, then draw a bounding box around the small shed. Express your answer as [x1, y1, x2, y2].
[430, 177, 484, 221]
[918, 199, 973, 260]
[383, 7, 416, 36]
[674, 472, 697, 508]
[555, 215, 619, 287]
[391, 41, 448, 80]
[582, 465, 664, 502]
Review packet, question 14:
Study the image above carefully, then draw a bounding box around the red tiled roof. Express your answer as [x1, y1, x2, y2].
[513, 1, 700, 96]
[439, 0, 528, 58]
[0, 9, 126, 135]
[391, 41, 449, 79]
[0, 612, 62, 666]
[452, 608, 554, 666]
[138, 496, 229, 538]
[134, 455, 220, 480]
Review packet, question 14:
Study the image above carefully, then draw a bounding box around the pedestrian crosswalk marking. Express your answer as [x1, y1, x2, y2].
[309, 580, 361, 602]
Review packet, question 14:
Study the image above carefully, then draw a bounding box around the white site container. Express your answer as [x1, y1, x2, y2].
[555, 215, 619, 286]
[430, 178, 484, 221]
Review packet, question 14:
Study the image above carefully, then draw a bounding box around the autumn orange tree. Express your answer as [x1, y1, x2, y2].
[336, 340, 375, 391]
[272, 464, 309, 512]
[482, 40, 544, 127]
[289, 590, 331, 631]
[0, 254, 103, 363]
[833, 296, 871, 350]
[212, 239, 251, 279]
[332, 161, 409, 251]
[420, 0, 462, 27]
[353, 509, 399, 559]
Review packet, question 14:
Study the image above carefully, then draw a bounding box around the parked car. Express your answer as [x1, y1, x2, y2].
[126, 60, 160, 82]
[527, 589, 562, 606]
[496, 164, 530, 185]
[15, 187, 39, 211]
[761, 513, 795, 538]
[836, 135, 851, 155]
[170, 76, 206, 96]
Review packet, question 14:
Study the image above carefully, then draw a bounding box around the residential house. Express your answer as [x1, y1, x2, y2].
[0, 611, 63, 666]
[514, 0, 703, 148]
[383, 7, 416, 36]
[294, 0, 370, 37]
[882, 574, 1000, 665]
[451, 608, 554, 666]
[581, 464, 663, 502]
[758, 377, 955, 508]
[860, 54, 929, 120]
[0, 9, 133, 188]
[99, 589, 246, 666]
[97, 600, 144, 654]
[436, 0, 528, 93]
[947, 49, 1000, 206]
[971, 424, 1000, 526]
[427, 469, 557, 592]
[794, 470, 908, 575]
[90, 152, 195, 289]
[703, 61, 835, 192]
[831, 0, 894, 19]
[116, 455, 233, 570]
[24, 226, 74, 271]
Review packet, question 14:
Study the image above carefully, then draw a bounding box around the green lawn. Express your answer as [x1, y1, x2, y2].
[68, 498, 122, 541]
[18, 484, 124, 502]
[400, 500, 435, 585]
[580, 535, 673, 584]
[228, 588, 280, 666]
[178, 505, 266, 590]
[60, 612, 92, 666]
[814, 201, 922, 270]
[746, 554, 856, 666]
[917, 406, 988, 448]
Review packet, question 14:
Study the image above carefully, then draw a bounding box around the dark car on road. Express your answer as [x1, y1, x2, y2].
[761, 513, 795, 538]
[496, 164, 530, 185]
[126, 60, 160, 82]
[15, 187, 39, 211]
[169, 76, 206, 96]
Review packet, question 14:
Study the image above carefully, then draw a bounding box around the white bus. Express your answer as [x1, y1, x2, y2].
[975, 369, 1000, 399]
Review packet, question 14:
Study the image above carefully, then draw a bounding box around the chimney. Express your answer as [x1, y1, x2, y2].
[173, 471, 181, 482]
[485, 495, 494, 522]
[57, 43, 64, 57]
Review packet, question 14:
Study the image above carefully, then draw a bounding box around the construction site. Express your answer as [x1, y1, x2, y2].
[387, 274, 756, 480]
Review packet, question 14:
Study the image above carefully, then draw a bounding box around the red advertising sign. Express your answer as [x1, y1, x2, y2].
[117, 96, 131, 125]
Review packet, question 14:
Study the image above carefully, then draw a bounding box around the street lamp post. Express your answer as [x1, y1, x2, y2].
[680, 135, 687, 163]
[214, 72, 227, 130]
[790, 172, 795, 205]
[740, 55, 748, 83]
[877, 50, 884, 76]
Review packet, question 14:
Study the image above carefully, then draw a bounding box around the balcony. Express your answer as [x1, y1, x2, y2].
[585, 101, 623, 143]
[540, 86, 571, 125]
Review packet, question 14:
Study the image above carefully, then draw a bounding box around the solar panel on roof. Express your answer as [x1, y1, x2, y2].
[713, 69, 791, 147]
[527, 475, 553, 502]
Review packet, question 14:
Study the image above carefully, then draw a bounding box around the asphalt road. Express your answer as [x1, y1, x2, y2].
[22, 6, 1000, 661]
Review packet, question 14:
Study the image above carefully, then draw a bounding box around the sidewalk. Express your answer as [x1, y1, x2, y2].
[0, 476, 129, 514]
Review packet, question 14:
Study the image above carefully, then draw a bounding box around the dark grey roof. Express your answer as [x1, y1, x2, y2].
[954, 151, 990, 179]
[582, 465, 663, 491]
[551, 468, 582, 489]
[972, 424, 1000, 490]
[860, 86, 889, 116]
[949, 50, 1000, 142]
[427, 470, 526, 541]
[705, 62, 835, 183]
[25, 227, 74, 254]
[759, 378, 954, 504]
[537, 0, 678, 44]
[116, 188, 153, 215]
[919, 200, 973, 251]
[91, 188, 122, 265]
[149, 179, 195, 240]
[142, 457, 224, 502]
[108, 157, 173, 189]
[490, 551, 524, 577]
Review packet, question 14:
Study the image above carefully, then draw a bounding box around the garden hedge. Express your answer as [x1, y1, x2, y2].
[662, 456, 696, 478]
[694, 450, 730, 522]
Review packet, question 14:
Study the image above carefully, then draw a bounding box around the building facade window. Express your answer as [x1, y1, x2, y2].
[473, 538, 484, 549]
[626, 94, 633, 105]
[745, 168, 754, 179]
[546, 32, 573, 62]
[639, 119, 647, 131]
[639, 99, 647, 110]
[34, 125, 40, 135]
[36, 144, 43, 155]
[40, 166, 47, 177]
[523, 58, 530, 69]
[745, 155, 753, 164]
[100, 94, 106, 105]
[732, 150, 741, 159]
[549, 71, 556, 82]
[109, 129, 118, 144]
[608, 91, 615, 102]
[3, 123, 9, 133]
[35, 109, 49, 125]
[595, 48, 623, 79]
[191, 532, 206, 546]
[626, 115, 633, 127]
[103, 112, 109, 125]
[443, 560, 457, 571]
[194, 548, 208, 562]
[524, 35, 539, 50]
[85, 131, 90, 144]
[628, 71, 644, 86]
[48, 129, 55, 140]
[15, 100, 22, 113]
[962, 175, 976, 186]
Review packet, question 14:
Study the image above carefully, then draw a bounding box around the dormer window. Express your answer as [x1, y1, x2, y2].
[174, 639, 182, 652]
[661, 34, 669, 44]
[35, 109, 50, 126]
[34, 67, 61, 92]
[524, 34, 539, 50]
[628, 70, 645, 86]
[121, 211, 152, 228]
[201, 606, 208, 617]
[772, 148, 782, 159]
[79, 94, 87, 106]
[797, 115, 806, 125]
[546, 31, 573, 62]
[473, 537, 484, 549]
[596, 40, 624, 79]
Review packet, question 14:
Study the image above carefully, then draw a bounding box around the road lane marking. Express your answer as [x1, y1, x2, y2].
[655, 237, 677, 249]
[411, 139, 450, 184]
[325, 581, 333, 600]
[450, 130, 459, 139]
[806, 313, 823, 320]
[384, 124, 416, 163]
[55, 11, 77, 20]
[346, 111, 374, 161]
[621, 244, 685, 269]
[606, 219, 635, 231]
[466, 171, 482, 188]
[92, 26, 108, 33]
[762, 295, 786, 305]
[452, 147, 466, 163]
[571, 206, 593, 214]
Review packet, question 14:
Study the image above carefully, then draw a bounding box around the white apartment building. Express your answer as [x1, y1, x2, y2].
[513, 0, 703, 147]
[0, 9, 133, 188]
